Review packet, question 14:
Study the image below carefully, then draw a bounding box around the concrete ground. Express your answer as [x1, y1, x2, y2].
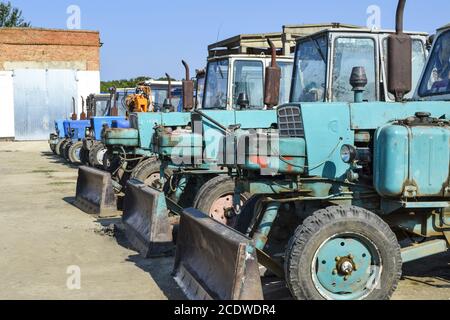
[0, 141, 449, 300]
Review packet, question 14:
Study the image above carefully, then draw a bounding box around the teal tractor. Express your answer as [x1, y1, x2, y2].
[173, 1, 450, 300]
[122, 28, 304, 257]
[74, 63, 196, 217]
[121, 24, 429, 258]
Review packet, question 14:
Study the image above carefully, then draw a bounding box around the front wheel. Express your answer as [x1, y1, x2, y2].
[130, 157, 168, 189]
[192, 175, 250, 226]
[285, 205, 402, 300]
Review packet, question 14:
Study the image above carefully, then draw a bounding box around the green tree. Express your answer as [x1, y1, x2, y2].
[0, 1, 31, 27]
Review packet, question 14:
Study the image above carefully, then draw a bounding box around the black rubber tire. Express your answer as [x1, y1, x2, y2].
[79, 146, 90, 165]
[56, 139, 68, 157]
[59, 140, 71, 160]
[62, 141, 72, 161]
[285, 205, 402, 300]
[130, 157, 167, 188]
[192, 175, 251, 226]
[89, 142, 107, 167]
[50, 143, 57, 154]
[68, 141, 83, 164]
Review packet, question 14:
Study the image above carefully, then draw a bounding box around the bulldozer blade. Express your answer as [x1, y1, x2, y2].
[74, 166, 119, 218]
[122, 179, 173, 258]
[173, 208, 263, 300]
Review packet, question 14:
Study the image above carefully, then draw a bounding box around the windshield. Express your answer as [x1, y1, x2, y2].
[203, 59, 229, 109]
[279, 61, 293, 104]
[419, 30, 450, 97]
[332, 37, 376, 102]
[94, 99, 110, 116]
[152, 88, 169, 110]
[232, 60, 264, 109]
[291, 36, 328, 102]
[384, 38, 427, 99]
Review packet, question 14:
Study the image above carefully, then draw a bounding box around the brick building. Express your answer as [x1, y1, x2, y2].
[0, 28, 101, 140]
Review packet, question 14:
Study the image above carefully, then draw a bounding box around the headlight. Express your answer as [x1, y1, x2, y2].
[340, 144, 357, 163]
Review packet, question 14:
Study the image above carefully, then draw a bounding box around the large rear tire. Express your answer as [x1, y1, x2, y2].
[56, 139, 68, 157]
[60, 140, 71, 160]
[285, 205, 402, 300]
[89, 142, 107, 167]
[68, 141, 83, 164]
[192, 175, 250, 226]
[79, 146, 90, 165]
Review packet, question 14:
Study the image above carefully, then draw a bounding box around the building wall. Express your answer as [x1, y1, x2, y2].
[0, 28, 100, 71]
[0, 28, 101, 140]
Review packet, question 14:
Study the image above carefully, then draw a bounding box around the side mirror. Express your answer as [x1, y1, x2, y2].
[387, 0, 412, 102]
[182, 60, 195, 111]
[264, 39, 281, 109]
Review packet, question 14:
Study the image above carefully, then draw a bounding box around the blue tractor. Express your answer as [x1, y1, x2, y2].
[172, 0, 450, 300]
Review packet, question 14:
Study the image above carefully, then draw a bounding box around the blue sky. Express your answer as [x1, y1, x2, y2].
[11, 0, 449, 81]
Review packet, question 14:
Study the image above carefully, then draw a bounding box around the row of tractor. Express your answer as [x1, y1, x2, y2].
[52, 0, 449, 300]
[48, 79, 186, 165]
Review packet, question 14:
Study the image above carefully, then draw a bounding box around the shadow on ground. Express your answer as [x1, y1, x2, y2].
[401, 251, 450, 289]
[40, 151, 79, 169]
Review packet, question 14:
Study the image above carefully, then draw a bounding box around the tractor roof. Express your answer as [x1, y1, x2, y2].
[299, 27, 428, 42]
[207, 23, 361, 58]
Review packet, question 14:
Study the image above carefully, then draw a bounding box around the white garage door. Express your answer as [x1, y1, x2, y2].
[13, 69, 77, 140]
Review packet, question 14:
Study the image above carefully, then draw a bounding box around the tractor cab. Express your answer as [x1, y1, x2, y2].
[290, 27, 428, 103]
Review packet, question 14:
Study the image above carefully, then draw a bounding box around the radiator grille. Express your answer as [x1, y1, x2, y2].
[278, 105, 304, 138]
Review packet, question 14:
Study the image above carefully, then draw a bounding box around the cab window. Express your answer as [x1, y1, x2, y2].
[332, 37, 376, 102]
[203, 59, 229, 109]
[419, 30, 450, 96]
[279, 61, 293, 105]
[291, 36, 328, 102]
[232, 60, 264, 109]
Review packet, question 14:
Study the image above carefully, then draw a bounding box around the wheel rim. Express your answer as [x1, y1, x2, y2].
[209, 193, 244, 225]
[96, 148, 107, 165]
[311, 232, 382, 300]
[144, 172, 160, 188]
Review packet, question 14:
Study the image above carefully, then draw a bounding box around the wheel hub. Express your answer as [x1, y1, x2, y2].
[336, 256, 356, 276]
[312, 234, 382, 300]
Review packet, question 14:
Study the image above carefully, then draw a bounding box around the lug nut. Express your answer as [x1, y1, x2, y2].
[335, 256, 341, 261]
[332, 269, 337, 275]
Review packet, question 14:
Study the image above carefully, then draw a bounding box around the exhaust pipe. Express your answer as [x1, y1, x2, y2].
[264, 39, 281, 109]
[109, 87, 119, 116]
[71, 97, 78, 120]
[387, 0, 412, 102]
[163, 73, 174, 112]
[182, 60, 195, 111]
[80, 96, 87, 120]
